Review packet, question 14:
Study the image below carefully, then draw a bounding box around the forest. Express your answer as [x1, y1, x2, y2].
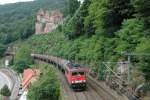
[0, 0, 67, 44]
[16, 0, 150, 82]
[0, 0, 149, 99]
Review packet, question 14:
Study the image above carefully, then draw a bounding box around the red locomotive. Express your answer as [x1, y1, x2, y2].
[63, 61, 87, 89]
[31, 54, 87, 90]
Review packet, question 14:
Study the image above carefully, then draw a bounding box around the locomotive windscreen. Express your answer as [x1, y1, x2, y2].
[72, 72, 85, 76]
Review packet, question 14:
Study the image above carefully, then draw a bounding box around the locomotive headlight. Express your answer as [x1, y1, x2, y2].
[83, 80, 86, 82]
[72, 81, 74, 84]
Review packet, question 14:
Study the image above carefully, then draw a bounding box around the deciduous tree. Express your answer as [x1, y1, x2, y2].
[14, 44, 33, 73]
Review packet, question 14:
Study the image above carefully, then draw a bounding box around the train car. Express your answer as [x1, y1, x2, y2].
[63, 61, 87, 90]
[31, 54, 87, 90]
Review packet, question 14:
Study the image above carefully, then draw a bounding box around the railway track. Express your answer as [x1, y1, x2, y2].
[36, 60, 117, 100]
[35, 58, 121, 100]
[6, 53, 127, 100]
[36, 60, 103, 100]
[88, 78, 116, 100]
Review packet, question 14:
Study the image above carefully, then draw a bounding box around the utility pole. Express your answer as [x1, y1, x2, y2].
[122, 52, 150, 84]
[127, 55, 131, 84]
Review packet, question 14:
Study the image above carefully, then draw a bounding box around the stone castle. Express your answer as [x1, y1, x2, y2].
[35, 9, 63, 34]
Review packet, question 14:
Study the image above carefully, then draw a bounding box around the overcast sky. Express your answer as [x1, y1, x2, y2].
[0, 0, 34, 5]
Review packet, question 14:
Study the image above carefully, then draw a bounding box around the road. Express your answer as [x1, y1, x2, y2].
[0, 71, 12, 90]
[0, 68, 20, 100]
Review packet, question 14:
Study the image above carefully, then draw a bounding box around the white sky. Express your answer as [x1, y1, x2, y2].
[0, 0, 34, 5]
[0, 0, 84, 5]
[78, 0, 84, 3]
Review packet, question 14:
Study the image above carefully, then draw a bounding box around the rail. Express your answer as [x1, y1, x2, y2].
[5, 52, 128, 100]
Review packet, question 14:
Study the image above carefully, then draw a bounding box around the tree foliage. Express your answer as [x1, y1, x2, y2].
[23, 0, 150, 82]
[132, 0, 150, 27]
[115, 19, 145, 53]
[0, 43, 6, 57]
[2, 0, 149, 86]
[0, 85, 11, 96]
[66, 0, 94, 39]
[115, 18, 150, 81]
[68, 0, 80, 16]
[136, 39, 150, 81]
[132, 0, 150, 16]
[14, 44, 33, 73]
[0, 0, 68, 44]
[86, 0, 134, 36]
[28, 65, 60, 100]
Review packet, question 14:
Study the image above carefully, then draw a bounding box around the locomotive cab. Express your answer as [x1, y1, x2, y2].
[71, 71, 86, 90]
[65, 62, 87, 90]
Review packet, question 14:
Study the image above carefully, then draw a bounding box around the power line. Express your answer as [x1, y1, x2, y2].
[120, 52, 150, 83]
[121, 52, 150, 56]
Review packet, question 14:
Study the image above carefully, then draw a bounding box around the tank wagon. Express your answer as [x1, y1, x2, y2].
[31, 54, 87, 90]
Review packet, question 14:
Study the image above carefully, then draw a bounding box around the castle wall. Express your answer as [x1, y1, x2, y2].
[35, 9, 63, 34]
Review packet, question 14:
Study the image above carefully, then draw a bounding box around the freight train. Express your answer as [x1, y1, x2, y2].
[31, 54, 87, 90]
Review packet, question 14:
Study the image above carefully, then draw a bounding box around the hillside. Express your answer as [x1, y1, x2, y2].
[0, 0, 150, 99]
[17, 0, 150, 80]
[0, 0, 67, 44]
[12, 0, 150, 98]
